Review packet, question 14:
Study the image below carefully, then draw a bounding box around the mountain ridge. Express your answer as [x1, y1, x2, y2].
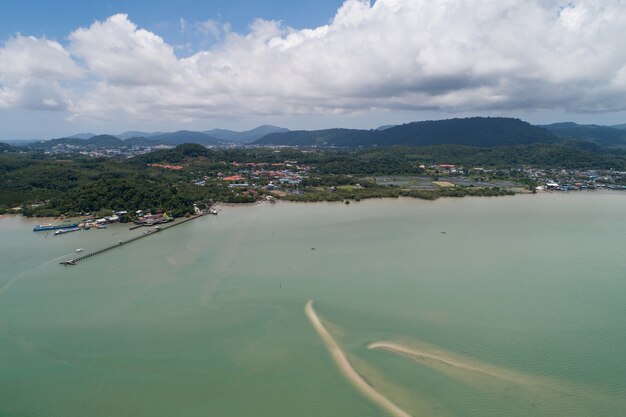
[255, 117, 558, 147]
[11, 119, 626, 150]
[542, 122, 626, 147]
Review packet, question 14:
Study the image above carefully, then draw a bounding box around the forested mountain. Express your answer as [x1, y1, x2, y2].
[543, 122, 626, 147]
[147, 131, 224, 146]
[255, 117, 558, 147]
[67, 133, 96, 139]
[254, 128, 379, 146]
[29, 135, 124, 150]
[17, 125, 289, 149]
[14, 119, 626, 151]
[205, 125, 289, 142]
[0, 142, 19, 152]
[122, 136, 161, 147]
[131, 143, 215, 163]
[27, 131, 224, 150]
[115, 131, 163, 140]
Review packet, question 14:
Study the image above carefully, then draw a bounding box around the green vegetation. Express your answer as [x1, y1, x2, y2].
[2, 139, 625, 217]
[543, 122, 626, 147]
[0, 142, 19, 153]
[280, 185, 514, 203]
[347, 142, 626, 170]
[0, 148, 241, 217]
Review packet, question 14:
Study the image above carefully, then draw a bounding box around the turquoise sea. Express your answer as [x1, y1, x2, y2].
[1, 193, 625, 417]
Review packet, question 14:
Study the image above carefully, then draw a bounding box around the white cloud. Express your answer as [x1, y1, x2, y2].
[3, 0, 626, 122]
[197, 19, 224, 39]
[0, 35, 81, 110]
[68, 13, 181, 86]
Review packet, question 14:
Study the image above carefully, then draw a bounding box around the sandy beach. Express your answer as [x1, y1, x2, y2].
[305, 301, 413, 417]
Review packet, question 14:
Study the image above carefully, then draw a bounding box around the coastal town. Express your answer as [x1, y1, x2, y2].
[6, 142, 626, 222]
[14, 137, 625, 270]
[21, 137, 626, 195]
[187, 159, 626, 197]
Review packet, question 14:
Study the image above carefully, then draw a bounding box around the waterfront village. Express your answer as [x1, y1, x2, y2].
[11, 139, 626, 235]
[34, 159, 626, 247]
[33, 151, 626, 228]
[20, 143, 626, 264]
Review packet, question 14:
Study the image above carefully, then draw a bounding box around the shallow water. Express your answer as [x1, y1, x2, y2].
[1, 193, 625, 417]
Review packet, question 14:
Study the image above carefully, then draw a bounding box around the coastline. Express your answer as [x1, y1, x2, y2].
[2, 189, 624, 222]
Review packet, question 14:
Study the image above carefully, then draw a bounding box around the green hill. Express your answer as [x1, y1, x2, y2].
[255, 128, 378, 147]
[148, 131, 223, 146]
[29, 135, 124, 150]
[255, 117, 557, 148]
[205, 125, 289, 142]
[543, 123, 626, 147]
[131, 143, 215, 164]
[0, 142, 19, 152]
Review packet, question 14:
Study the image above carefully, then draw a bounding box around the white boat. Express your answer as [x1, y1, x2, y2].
[75, 248, 84, 253]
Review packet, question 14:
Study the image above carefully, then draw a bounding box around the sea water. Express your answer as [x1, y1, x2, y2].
[1, 193, 625, 417]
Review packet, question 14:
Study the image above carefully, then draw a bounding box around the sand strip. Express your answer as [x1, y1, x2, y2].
[368, 341, 511, 382]
[367, 340, 626, 412]
[368, 340, 572, 391]
[305, 301, 413, 417]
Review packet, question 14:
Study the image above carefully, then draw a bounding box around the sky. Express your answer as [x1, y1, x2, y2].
[2, 0, 626, 140]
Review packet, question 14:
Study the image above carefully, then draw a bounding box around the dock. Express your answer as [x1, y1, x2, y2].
[60, 214, 205, 266]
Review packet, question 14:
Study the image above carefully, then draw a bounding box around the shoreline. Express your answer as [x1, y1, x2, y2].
[305, 301, 413, 417]
[2, 189, 625, 221]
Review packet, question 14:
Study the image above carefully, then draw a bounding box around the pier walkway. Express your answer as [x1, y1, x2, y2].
[61, 214, 205, 265]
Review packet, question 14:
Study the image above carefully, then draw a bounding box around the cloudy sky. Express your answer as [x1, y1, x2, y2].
[2, 0, 626, 139]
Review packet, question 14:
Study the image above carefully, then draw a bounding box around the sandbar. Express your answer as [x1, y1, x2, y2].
[368, 341, 508, 381]
[305, 301, 412, 417]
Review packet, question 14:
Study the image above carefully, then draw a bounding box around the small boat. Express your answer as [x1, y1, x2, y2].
[75, 248, 84, 253]
[54, 227, 81, 236]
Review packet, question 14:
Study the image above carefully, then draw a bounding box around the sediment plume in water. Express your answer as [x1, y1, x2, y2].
[305, 301, 413, 417]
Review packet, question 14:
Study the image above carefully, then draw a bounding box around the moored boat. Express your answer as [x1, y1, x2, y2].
[54, 227, 81, 236]
[34, 223, 78, 232]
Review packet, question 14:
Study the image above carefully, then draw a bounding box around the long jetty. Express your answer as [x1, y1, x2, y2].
[60, 214, 205, 266]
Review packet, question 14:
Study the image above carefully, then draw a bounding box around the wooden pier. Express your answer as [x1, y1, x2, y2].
[60, 214, 205, 266]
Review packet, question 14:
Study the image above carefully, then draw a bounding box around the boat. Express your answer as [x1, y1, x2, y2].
[33, 223, 78, 232]
[54, 227, 81, 236]
[75, 248, 84, 253]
